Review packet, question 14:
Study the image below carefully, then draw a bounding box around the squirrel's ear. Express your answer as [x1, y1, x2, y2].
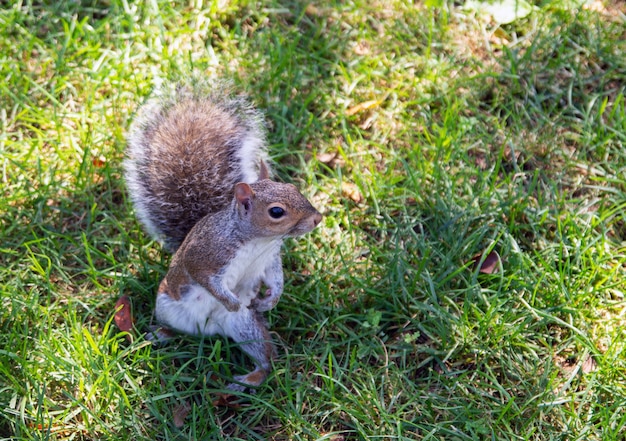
[258, 160, 270, 180]
[235, 183, 254, 211]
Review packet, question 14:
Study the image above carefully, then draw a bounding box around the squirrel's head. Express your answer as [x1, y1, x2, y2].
[233, 180, 322, 238]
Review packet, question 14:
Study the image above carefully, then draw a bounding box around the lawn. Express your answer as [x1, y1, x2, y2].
[1, 0, 625, 439]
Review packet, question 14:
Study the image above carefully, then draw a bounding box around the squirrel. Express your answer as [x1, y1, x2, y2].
[124, 79, 322, 391]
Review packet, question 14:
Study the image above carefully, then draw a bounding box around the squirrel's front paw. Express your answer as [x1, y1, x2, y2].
[252, 289, 280, 312]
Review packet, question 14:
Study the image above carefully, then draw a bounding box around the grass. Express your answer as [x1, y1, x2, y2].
[1, 0, 625, 439]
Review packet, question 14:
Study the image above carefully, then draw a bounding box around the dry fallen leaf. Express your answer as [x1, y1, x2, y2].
[114, 295, 134, 335]
[471, 250, 501, 274]
[353, 40, 370, 56]
[92, 156, 106, 168]
[173, 401, 190, 428]
[305, 3, 322, 17]
[317, 151, 346, 168]
[212, 392, 243, 409]
[345, 100, 381, 116]
[341, 182, 363, 203]
[582, 355, 597, 374]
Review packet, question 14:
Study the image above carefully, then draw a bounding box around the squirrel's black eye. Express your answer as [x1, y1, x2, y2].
[268, 206, 285, 219]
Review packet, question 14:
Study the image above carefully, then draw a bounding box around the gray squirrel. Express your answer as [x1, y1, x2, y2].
[124, 79, 322, 390]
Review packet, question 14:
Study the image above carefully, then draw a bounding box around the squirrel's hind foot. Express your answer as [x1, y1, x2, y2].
[145, 325, 176, 344]
[226, 367, 268, 393]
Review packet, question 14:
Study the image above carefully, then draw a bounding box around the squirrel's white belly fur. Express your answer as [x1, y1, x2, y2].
[155, 237, 282, 337]
[222, 236, 282, 300]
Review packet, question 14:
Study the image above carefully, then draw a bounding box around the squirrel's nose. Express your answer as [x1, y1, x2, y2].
[312, 212, 322, 227]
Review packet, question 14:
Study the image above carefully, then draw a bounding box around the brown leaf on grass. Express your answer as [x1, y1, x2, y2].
[341, 182, 363, 203]
[114, 296, 133, 336]
[471, 250, 501, 274]
[555, 353, 597, 377]
[468, 148, 489, 171]
[212, 392, 243, 409]
[92, 156, 106, 168]
[305, 3, 322, 17]
[317, 151, 346, 168]
[353, 40, 370, 56]
[582, 355, 597, 374]
[173, 401, 190, 428]
[345, 100, 381, 116]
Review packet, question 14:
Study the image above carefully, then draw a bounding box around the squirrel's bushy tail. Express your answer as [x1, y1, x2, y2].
[124, 78, 269, 252]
